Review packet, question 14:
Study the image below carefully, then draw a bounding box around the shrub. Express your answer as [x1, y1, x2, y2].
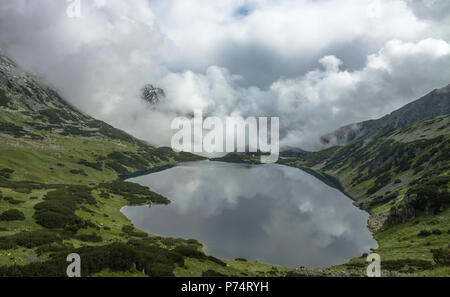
[33, 186, 96, 231]
[432, 246, 450, 265]
[145, 262, 175, 277]
[0, 230, 64, 249]
[367, 173, 392, 195]
[432, 229, 442, 235]
[90, 121, 135, 143]
[78, 160, 103, 171]
[107, 151, 148, 171]
[121, 225, 135, 234]
[75, 233, 103, 243]
[207, 256, 227, 267]
[173, 245, 205, 259]
[186, 239, 200, 245]
[105, 161, 129, 174]
[99, 192, 110, 199]
[381, 259, 433, 271]
[121, 225, 148, 238]
[160, 237, 185, 247]
[0, 89, 10, 107]
[3, 197, 23, 205]
[0, 238, 188, 276]
[418, 230, 431, 237]
[0, 168, 14, 179]
[69, 169, 87, 176]
[99, 181, 170, 205]
[0, 239, 15, 250]
[0, 209, 25, 221]
[0, 122, 42, 140]
[14, 188, 32, 194]
[172, 245, 226, 266]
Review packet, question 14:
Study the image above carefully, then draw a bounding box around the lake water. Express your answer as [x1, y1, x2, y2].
[122, 161, 377, 268]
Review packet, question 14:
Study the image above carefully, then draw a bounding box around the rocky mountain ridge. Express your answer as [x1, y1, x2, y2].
[321, 85, 450, 146]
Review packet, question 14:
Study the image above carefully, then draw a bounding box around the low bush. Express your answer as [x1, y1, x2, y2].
[235, 258, 248, 262]
[0, 242, 184, 277]
[99, 181, 170, 205]
[105, 161, 129, 174]
[75, 233, 103, 243]
[3, 197, 24, 205]
[69, 169, 87, 176]
[432, 246, 450, 265]
[418, 230, 431, 237]
[0, 209, 25, 221]
[367, 173, 392, 195]
[172, 246, 226, 266]
[0, 230, 65, 250]
[381, 259, 434, 271]
[33, 185, 96, 231]
[121, 225, 148, 238]
[207, 256, 227, 267]
[0, 89, 10, 107]
[0, 168, 14, 179]
[78, 160, 103, 171]
[173, 245, 205, 259]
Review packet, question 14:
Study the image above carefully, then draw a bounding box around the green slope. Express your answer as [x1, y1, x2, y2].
[282, 115, 450, 276]
[0, 55, 293, 277]
[1, 52, 448, 277]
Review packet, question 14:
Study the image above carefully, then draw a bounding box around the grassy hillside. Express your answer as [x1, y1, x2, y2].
[1, 53, 448, 277]
[281, 115, 450, 276]
[0, 55, 294, 277]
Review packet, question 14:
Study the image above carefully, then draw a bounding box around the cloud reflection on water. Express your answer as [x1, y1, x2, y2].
[123, 161, 377, 268]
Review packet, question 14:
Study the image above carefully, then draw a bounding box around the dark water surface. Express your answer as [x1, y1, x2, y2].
[122, 161, 377, 268]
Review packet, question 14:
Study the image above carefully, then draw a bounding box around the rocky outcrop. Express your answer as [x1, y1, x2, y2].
[367, 212, 390, 232]
[141, 84, 165, 105]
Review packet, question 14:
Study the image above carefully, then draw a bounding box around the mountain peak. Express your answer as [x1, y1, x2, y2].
[0, 53, 143, 145]
[141, 84, 165, 105]
[321, 83, 450, 146]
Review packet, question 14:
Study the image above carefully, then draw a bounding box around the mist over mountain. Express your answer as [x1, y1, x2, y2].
[321, 84, 450, 146]
[1, 1, 450, 150]
[0, 54, 142, 145]
[0, 1, 449, 278]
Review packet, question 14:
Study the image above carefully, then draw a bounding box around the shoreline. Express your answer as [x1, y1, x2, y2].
[121, 159, 378, 271]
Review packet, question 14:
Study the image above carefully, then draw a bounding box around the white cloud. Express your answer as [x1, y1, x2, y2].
[149, 0, 432, 81]
[0, 0, 449, 149]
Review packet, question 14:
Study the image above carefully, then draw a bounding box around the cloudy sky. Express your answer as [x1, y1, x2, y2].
[1, 0, 449, 150]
